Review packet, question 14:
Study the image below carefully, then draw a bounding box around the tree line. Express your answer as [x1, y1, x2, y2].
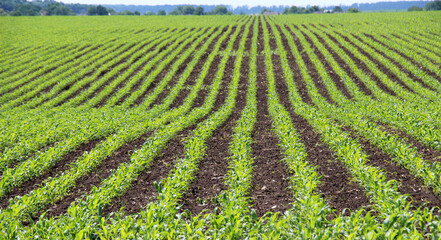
[1, 0, 440, 16]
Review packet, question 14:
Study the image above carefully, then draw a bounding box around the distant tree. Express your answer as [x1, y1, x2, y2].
[425, 0, 441, 11]
[0, 0, 27, 12]
[168, 9, 179, 15]
[182, 6, 195, 15]
[408, 6, 423, 11]
[194, 6, 204, 15]
[87, 5, 108, 15]
[44, 3, 74, 16]
[347, 8, 360, 13]
[144, 11, 155, 15]
[0, 8, 7, 16]
[107, 8, 116, 15]
[289, 6, 299, 14]
[210, 5, 228, 15]
[333, 6, 343, 12]
[157, 10, 166, 15]
[261, 8, 268, 14]
[120, 10, 134, 15]
[12, 3, 41, 16]
[134, 10, 140, 15]
[307, 5, 320, 13]
[176, 6, 184, 14]
[96, 5, 108, 15]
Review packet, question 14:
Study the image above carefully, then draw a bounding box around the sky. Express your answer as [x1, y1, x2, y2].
[58, 0, 413, 8]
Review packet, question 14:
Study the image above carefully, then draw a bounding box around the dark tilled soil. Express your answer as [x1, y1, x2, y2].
[130, 29, 207, 107]
[102, 40, 236, 216]
[287, 25, 337, 105]
[43, 133, 151, 219]
[149, 28, 216, 108]
[367, 34, 441, 84]
[276, 25, 314, 106]
[103, 131, 188, 216]
[376, 122, 441, 164]
[323, 32, 397, 97]
[269, 22, 370, 216]
[0, 138, 104, 209]
[249, 20, 292, 218]
[300, 26, 353, 100]
[307, 27, 374, 98]
[115, 41, 175, 106]
[75, 43, 138, 106]
[11, 45, 94, 96]
[393, 33, 441, 59]
[335, 32, 415, 94]
[352, 34, 434, 92]
[180, 23, 252, 216]
[94, 40, 161, 108]
[341, 125, 441, 212]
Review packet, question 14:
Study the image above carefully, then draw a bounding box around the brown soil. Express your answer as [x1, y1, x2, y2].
[180, 23, 252, 216]
[275, 25, 314, 106]
[368, 34, 441, 84]
[103, 130, 190, 216]
[376, 122, 441, 164]
[341, 125, 441, 212]
[130, 28, 208, 107]
[353, 34, 435, 92]
[0, 138, 104, 209]
[308, 28, 374, 98]
[150, 27, 221, 108]
[248, 19, 292, 218]
[323, 31, 397, 97]
[103, 40, 235, 216]
[43, 133, 151, 219]
[270, 22, 370, 216]
[287, 25, 337, 105]
[300, 25, 353, 100]
[335, 32, 415, 94]
[93, 40, 158, 108]
[115, 41, 176, 106]
[169, 27, 230, 110]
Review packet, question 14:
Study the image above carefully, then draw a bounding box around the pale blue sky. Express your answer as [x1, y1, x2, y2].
[59, 0, 416, 8]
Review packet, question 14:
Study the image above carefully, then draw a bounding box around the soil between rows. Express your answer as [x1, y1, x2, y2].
[335, 31, 415, 94]
[352, 34, 435, 92]
[248, 19, 292, 218]
[102, 31, 236, 215]
[180, 22, 251, 216]
[340, 125, 441, 212]
[307, 27, 373, 98]
[2, 44, 91, 96]
[367, 34, 441, 84]
[287, 24, 337, 105]
[0, 137, 105, 209]
[268, 21, 370, 215]
[300, 25, 353, 100]
[43, 133, 152, 219]
[323, 31, 397, 97]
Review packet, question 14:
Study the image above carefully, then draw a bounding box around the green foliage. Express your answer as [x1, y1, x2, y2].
[209, 5, 230, 15]
[157, 10, 166, 15]
[12, 3, 41, 16]
[1, 13, 441, 238]
[194, 6, 204, 15]
[408, 6, 423, 11]
[347, 7, 360, 13]
[87, 5, 108, 16]
[43, 3, 74, 16]
[333, 6, 343, 12]
[425, 0, 441, 11]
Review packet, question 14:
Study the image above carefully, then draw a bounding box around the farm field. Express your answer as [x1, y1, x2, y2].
[1, 12, 441, 238]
